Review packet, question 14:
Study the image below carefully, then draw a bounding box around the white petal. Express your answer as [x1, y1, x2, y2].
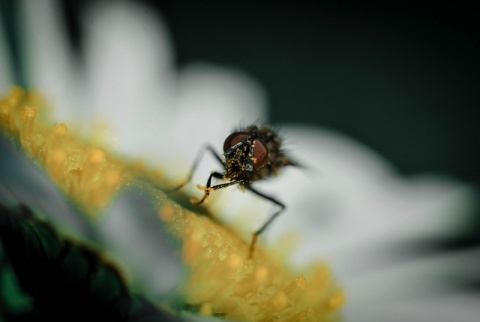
[348, 292, 480, 322]
[0, 15, 13, 92]
[260, 126, 476, 266]
[83, 1, 176, 162]
[0, 139, 94, 238]
[167, 64, 268, 180]
[250, 125, 480, 321]
[19, 0, 85, 123]
[97, 187, 183, 298]
[205, 124, 394, 243]
[345, 248, 480, 322]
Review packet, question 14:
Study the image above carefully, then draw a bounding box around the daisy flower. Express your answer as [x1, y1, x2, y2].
[1, 1, 479, 321]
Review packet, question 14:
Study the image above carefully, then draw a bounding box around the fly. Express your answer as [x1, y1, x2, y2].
[170, 124, 296, 258]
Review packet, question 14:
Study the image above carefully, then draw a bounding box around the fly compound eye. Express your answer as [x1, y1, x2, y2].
[223, 131, 268, 170]
[223, 131, 250, 152]
[251, 138, 268, 170]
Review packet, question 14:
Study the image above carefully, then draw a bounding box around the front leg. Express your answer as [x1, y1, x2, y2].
[195, 173, 244, 205]
[194, 171, 224, 204]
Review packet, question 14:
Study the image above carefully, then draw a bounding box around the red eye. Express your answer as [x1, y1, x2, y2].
[251, 139, 268, 169]
[223, 132, 268, 170]
[223, 132, 250, 152]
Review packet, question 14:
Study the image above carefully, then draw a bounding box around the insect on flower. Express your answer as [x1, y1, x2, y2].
[170, 124, 297, 257]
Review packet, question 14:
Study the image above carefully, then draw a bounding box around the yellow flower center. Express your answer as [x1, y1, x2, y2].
[0, 87, 344, 321]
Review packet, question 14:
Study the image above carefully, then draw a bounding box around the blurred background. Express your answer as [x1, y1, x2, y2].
[1, 0, 479, 259]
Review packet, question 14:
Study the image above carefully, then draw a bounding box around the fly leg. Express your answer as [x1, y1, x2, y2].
[247, 186, 285, 258]
[195, 173, 243, 204]
[167, 144, 223, 193]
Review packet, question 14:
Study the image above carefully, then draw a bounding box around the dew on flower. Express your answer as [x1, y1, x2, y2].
[199, 302, 213, 316]
[254, 265, 269, 283]
[158, 203, 175, 222]
[327, 290, 345, 311]
[19, 106, 36, 145]
[227, 253, 243, 270]
[47, 148, 67, 180]
[272, 291, 289, 310]
[0, 87, 344, 322]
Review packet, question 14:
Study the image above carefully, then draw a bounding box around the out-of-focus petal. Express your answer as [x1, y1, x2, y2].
[345, 247, 480, 303]
[262, 126, 475, 265]
[168, 64, 268, 180]
[19, 0, 85, 123]
[345, 249, 480, 321]
[83, 1, 176, 162]
[0, 137, 95, 239]
[0, 14, 13, 92]
[244, 125, 480, 321]
[357, 292, 480, 322]
[97, 187, 183, 299]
